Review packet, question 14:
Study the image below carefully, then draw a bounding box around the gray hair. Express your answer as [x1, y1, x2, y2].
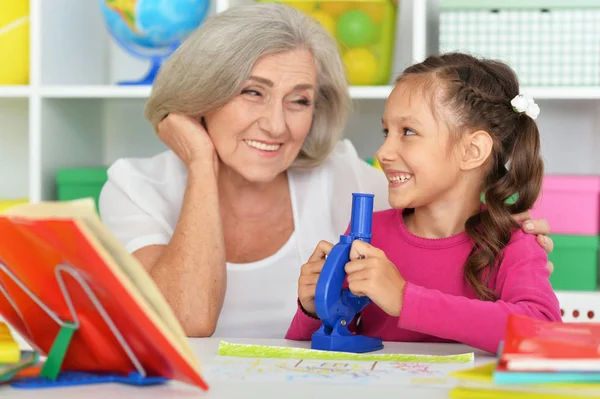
[144, 3, 351, 169]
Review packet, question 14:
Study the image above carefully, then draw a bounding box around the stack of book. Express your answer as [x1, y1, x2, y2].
[450, 314, 600, 398]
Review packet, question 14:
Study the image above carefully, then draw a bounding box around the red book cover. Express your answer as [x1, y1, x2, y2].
[0, 200, 208, 389]
[502, 314, 600, 362]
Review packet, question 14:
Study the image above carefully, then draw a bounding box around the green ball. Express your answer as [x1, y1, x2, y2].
[336, 10, 376, 48]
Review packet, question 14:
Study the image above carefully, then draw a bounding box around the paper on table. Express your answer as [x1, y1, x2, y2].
[205, 341, 475, 386]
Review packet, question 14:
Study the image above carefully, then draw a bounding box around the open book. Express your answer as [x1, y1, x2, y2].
[0, 199, 207, 389]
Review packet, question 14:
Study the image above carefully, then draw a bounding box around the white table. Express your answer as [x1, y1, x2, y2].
[1, 338, 495, 398]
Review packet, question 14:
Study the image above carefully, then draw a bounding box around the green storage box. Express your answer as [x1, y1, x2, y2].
[56, 167, 108, 211]
[548, 234, 599, 291]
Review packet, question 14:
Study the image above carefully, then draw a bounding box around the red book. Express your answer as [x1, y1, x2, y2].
[502, 314, 600, 372]
[0, 199, 208, 389]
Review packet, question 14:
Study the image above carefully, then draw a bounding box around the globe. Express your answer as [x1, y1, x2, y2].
[99, 0, 210, 85]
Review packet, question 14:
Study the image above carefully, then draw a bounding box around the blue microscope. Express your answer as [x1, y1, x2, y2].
[311, 193, 384, 353]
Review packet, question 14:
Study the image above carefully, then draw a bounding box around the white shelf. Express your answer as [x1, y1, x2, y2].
[349, 86, 393, 99]
[524, 87, 600, 100]
[352, 86, 600, 100]
[22, 85, 600, 100]
[0, 86, 30, 98]
[40, 85, 151, 99]
[36, 85, 393, 100]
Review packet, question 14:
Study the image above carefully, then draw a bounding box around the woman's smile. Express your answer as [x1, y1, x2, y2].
[244, 139, 283, 157]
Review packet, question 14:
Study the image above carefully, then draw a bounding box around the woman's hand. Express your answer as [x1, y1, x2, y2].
[513, 211, 554, 273]
[157, 113, 218, 172]
[298, 240, 333, 318]
[346, 240, 406, 317]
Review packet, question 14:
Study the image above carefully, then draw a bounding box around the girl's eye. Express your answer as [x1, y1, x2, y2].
[382, 129, 389, 138]
[404, 128, 416, 136]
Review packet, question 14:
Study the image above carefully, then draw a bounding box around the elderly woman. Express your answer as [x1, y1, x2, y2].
[99, 3, 554, 338]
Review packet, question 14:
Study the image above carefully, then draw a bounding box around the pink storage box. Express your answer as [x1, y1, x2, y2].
[529, 175, 600, 235]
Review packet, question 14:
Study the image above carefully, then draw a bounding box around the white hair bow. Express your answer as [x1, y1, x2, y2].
[511, 93, 540, 120]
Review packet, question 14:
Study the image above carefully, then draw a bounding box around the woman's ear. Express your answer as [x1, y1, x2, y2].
[459, 130, 493, 171]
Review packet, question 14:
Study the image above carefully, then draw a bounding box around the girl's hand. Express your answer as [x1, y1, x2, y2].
[346, 240, 406, 317]
[513, 211, 554, 273]
[298, 240, 334, 318]
[157, 113, 218, 172]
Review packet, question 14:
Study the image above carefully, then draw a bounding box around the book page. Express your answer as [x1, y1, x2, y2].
[3, 199, 199, 369]
[78, 217, 197, 363]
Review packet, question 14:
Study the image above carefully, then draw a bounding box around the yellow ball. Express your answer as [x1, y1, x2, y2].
[319, 2, 353, 17]
[286, 1, 316, 13]
[359, 2, 385, 24]
[0, 0, 29, 85]
[309, 11, 336, 38]
[343, 48, 378, 85]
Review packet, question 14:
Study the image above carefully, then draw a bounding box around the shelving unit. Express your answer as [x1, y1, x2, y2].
[2, 0, 600, 212]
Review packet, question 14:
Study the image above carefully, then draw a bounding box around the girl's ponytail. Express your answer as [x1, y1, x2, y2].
[465, 115, 544, 300]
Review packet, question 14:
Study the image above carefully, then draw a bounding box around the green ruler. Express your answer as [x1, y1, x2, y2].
[217, 341, 474, 363]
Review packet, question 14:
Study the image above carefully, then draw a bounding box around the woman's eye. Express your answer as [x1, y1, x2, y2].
[289, 97, 312, 107]
[242, 89, 261, 96]
[296, 98, 312, 106]
[382, 129, 389, 138]
[404, 128, 416, 136]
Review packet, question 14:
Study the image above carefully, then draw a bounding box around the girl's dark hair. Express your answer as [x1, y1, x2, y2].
[398, 53, 544, 301]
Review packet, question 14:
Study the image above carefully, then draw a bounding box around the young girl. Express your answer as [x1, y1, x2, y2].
[286, 53, 562, 354]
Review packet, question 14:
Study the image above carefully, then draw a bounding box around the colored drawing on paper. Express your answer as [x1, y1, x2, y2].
[205, 342, 475, 386]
